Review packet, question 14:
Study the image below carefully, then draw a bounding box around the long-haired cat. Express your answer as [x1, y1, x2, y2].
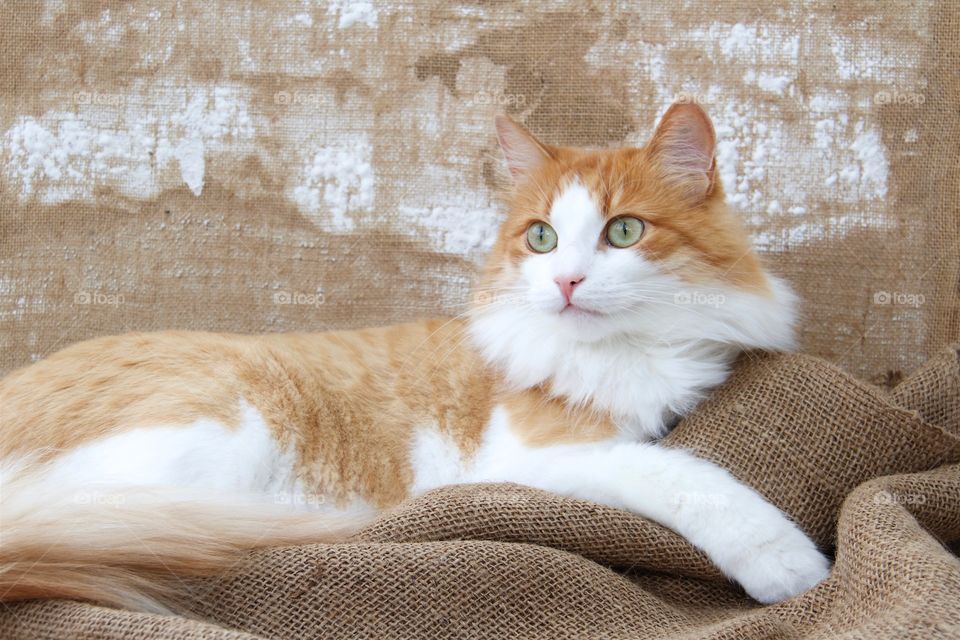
[0, 102, 829, 613]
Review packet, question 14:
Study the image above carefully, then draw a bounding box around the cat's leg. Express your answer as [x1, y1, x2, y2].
[468, 415, 830, 604]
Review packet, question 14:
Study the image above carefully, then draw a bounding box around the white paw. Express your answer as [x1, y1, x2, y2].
[732, 532, 831, 604]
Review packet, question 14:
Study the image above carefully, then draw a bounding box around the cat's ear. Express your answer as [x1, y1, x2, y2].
[647, 102, 717, 203]
[495, 115, 553, 180]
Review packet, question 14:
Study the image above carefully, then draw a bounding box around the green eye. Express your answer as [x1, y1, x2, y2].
[526, 221, 558, 253]
[606, 216, 645, 248]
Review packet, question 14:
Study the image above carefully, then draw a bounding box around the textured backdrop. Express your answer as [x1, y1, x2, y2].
[1, 0, 957, 380]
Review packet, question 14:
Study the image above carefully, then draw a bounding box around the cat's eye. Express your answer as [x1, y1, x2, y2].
[605, 216, 645, 248]
[526, 221, 558, 253]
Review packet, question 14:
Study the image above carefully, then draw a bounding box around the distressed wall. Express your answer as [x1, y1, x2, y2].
[1, 1, 957, 380]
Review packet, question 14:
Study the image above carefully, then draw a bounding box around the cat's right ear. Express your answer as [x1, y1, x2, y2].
[495, 115, 553, 180]
[646, 102, 717, 203]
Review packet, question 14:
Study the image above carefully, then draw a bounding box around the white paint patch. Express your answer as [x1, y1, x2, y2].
[393, 162, 502, 258]
[709, 102, 890, 249]
[829, 36, 890, 82]
[291, 136, 374, 232]
[847, 122, 889, 198]
[397, 199, 501, 255]
[172, 138, 205, 196]
[1, 84, 254, 201]
[0, 275, 26, 322]
[694, 22, 801, 64]
[75, 7, 124, 46]
[711, 102, 777, 211]
[40, 0, 66, 26]
[155, 85, 255, 197]
[808, 93, 849, 113]
[719, 23, 761, 57]
[292, 12, 313, 27]
[326, 0, 378, 28]
[744, 70, 795, 96]
[4, 115, 142, 200]
[236, 38, 256, 70]
[751, 213, 883, 252]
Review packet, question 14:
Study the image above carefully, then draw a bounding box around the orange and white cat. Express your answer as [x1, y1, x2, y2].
[0, 102, 830, 613]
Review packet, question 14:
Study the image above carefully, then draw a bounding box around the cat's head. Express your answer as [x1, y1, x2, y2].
[469, 102, 797, 383]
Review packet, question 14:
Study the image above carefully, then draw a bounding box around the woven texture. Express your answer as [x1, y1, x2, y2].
[2, 349, 959, 639]
[891, 345, 960, 435]
[0, 1, 958, 380]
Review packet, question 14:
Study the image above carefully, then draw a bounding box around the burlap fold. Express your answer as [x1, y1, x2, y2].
[2, 351, 958, 640]
[890, 345, 960, 436]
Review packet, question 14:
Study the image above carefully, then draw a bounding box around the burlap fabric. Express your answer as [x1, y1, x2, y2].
[1, 1, 958, 381]
[1, 348, 958, 639]
[891, 345, 960, 434]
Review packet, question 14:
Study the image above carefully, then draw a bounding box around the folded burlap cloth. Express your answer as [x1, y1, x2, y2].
[3, 347, 958, 639]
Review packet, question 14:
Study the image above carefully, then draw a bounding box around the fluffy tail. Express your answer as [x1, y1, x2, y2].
[0, 458, 368, 613]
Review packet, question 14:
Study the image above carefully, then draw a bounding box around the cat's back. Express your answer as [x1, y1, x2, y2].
[0, 320, 494, 461]
[0, 330, 264, 458]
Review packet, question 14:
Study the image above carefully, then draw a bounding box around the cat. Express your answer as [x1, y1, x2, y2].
[0, 101, 830, 614]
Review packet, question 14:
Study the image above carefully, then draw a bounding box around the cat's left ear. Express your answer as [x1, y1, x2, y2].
[647, 102, 717, 203]
[495, 115, 554, 180]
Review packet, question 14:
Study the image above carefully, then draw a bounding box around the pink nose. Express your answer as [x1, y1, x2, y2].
[554, 275, 585, 304]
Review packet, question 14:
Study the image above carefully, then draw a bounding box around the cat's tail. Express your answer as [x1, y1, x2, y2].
[0, 456, 369, 614]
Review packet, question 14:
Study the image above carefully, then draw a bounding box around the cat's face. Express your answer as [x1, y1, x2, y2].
[472, 103, 794, 349]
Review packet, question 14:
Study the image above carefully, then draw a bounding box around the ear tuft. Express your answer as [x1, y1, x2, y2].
[647, 103, 717, 202]
[495, 115, 553, 180]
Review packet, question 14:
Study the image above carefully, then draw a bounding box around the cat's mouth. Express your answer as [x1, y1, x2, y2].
[560, 303, 603, 317]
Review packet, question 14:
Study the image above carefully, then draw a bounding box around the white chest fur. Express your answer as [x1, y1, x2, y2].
[468, 307, 740, 440]
[544, 339, 737, 439]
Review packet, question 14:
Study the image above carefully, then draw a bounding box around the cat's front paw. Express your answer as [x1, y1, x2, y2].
[732, 532, 831, 604]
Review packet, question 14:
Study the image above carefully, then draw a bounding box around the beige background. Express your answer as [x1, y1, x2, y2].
[1, 1, 957, 381]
